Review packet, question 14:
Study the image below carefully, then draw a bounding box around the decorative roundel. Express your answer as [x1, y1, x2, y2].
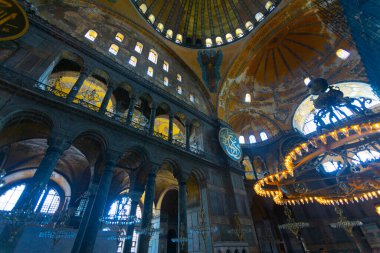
[218, 127, 242, 161]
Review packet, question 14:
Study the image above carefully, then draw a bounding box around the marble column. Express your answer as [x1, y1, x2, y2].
[71, 151, 119, 253]
[16, 133, 71, 210]
[123, 191, 143, 253]
[185, 123, 190, 150]
[67, 69, 90, 103]
[0, 134, 70, 252]
[126, 94, 137, 126]
[168, 113, 174, 143]
[137, 172, 157, 253]
[99, 85, 115, 114]
[200, 182, 213, 253]
[148, 104, 157, 135]
[178, 178, 188, 253]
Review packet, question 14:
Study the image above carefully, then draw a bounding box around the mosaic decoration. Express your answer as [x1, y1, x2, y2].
[218, 127, 242, 161]
[197, 50, 222, 93]
[0, 0, 29, 41]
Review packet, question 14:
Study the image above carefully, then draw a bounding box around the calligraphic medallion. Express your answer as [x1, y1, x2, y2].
[0, 0, 29, 41]
[218, 127, 242, 161]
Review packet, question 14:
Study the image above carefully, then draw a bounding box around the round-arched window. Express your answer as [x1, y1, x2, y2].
[293, 82, 380, 135]
[0, 184, 61, 214]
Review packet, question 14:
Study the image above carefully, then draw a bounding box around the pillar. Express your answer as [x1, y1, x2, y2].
[148, 104, 157, 135]
[0, 134, 70, 252]
[168, 113, 174, 143]
[185, 123, 190, 150]
[199, 182, 213, 253]
[16, 133, 71, 210]
[126, 94, 137, 126]
[99, 85, 115, 114]
[123, 190, 143, 253]
[178, 177, 188, 253]
[350, 227, 371, 253]
[137, 172, 157, 253]
[67, 68, 90, 103]
[71, 151, 119, 253]
[339, 0, 380, 94]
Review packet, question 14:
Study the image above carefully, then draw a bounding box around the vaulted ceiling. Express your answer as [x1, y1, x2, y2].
[29, 0, 370, 140]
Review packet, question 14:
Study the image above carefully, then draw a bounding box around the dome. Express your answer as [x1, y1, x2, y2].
[131, 0, 281, 48]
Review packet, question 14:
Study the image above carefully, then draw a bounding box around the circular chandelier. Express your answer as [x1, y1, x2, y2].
[131, 0, 281, 48]
[254, 78, 380, 206]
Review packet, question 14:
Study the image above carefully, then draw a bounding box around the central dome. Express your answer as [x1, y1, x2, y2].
[131, 0, 281, 48]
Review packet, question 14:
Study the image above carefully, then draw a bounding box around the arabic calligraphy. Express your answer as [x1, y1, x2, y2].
[0, 0, 29, 41]
[219, 128, 242, 161]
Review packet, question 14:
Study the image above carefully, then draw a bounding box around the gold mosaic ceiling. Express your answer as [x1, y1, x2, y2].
[131, 0, 282, 48]
[218, 0, 368, 138]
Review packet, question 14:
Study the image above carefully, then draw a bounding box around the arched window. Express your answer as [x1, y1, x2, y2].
[255, 12, 264, 22]
[115, 32, 124, 42]
[129, 56, 137, 67]
[190, 94, 195, 102]
[37, 188, 61, 214]
[135, 42, 143, 54]
[139, 4, 147, 13]
[293, 82, 380, 135]
[166, 29, 173, 39]
[177, 74, 182, 82]
[177, 85, 182, 95]
[336, 49, 350, 60]
[245, 21, 254, 31]
[216, 36, 223, 45]
[249, 135, 256, 144]
[236, 28, 244, 38]
[353, 150, 380, 165]
[148, 14, 155, 24]
[156, 23, 164, 32]
[163, 61, 169, 72]
[84, 29, 97, 41]
[0, 184, 25, 211]
[148, 49, 158, 64]
[107, 196, 142, 253]
[205, 38, 213, 47]
[239, 136, 245, 144]
[109, 44, 119, 55]
[0, 184, 61, 214]
[245, 93, 251, 103]
[265, 1, 275, 11]
[226, 33, 234, 42]
[322, 161, 342, 173]
[260, 132, 268, 141]
[176, 34, 183, 44]
[147, 67, 154, 77]
[164, 77, 169, 86]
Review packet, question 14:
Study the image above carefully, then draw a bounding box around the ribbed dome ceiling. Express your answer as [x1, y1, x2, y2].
[131, 0, 282, 48]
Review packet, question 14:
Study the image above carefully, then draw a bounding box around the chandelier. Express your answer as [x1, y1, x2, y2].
[254, 78, 380, 206]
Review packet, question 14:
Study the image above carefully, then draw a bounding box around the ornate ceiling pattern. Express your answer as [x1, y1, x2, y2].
[130, 0, 281, 48]
[218, 0, 368, 138]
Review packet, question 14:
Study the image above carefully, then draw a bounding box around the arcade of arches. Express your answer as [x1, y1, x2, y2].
[0, 0, 379, 253]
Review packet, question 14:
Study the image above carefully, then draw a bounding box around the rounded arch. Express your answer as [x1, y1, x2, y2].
[60, 51, 85, 68]
[0, 110, 53, 146]
[293, 81, 380, 134]
[112, 83, 133, 115]
[1, 169, 71, 209]
[228, 111, 281, 143]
